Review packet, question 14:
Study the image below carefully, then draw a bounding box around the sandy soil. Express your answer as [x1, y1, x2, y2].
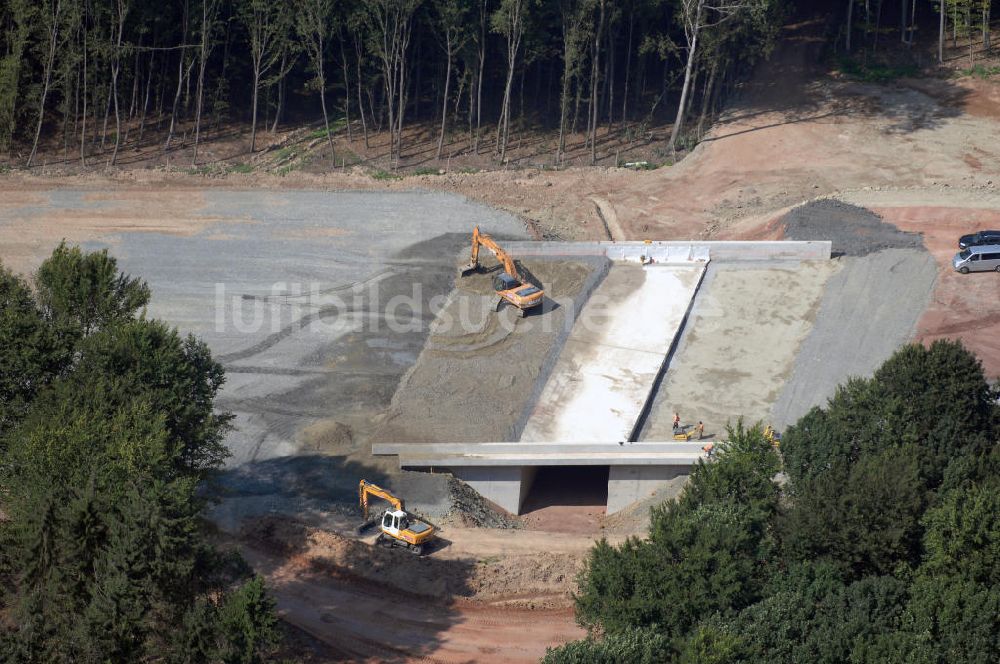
[640, 261, 839, 441]
[0, 188, 231, 275]
[374, 258, 606, 444]
[239, 518, 599, 662]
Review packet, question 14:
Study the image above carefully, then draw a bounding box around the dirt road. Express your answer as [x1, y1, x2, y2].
[239, 520, 603, 662]
[243, 545, 582, 663]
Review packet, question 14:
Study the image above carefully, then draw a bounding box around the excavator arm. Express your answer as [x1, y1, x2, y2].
[463, 226, 519, 280]
[359, 479, 404, 521]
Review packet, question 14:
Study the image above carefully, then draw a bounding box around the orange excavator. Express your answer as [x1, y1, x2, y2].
[358, 479, 436, 555]
[459, 226, 544, 316]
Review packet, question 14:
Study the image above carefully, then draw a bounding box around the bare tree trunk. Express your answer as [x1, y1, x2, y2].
[497, 62, 516, 161]
[622, 3, 634, 127]
[900, 0, 907, 42]
[437, 32, 453, 161]
[696, 59, 717, 138]
[193, 2, 208, 163]
[28, 0, 62, 168]
[985, 5, 992, 50]
[468, 64, 475, 151]
[271, 52, 286, 133]
[318, 72, 336, 163]
[475, 0, 486, 154]
[395, 37, 407, 165]
[846, 0, 853, 51]
[138, 51, 154, 144]
[81, 19, 88, 165]
[100, 83, 111, 150]
[939, 0, 945, 63]
[166, 0, 190, 151]
[557, 15, 574, 165]
[156, 54, 168, 129]
[606, 23, 615, 133]
[250, 71, 260, 152]
[110, 0, 127, 166]
[123, 34, 141, 146]
[353, 37, 369, 147]
[496, 0, 524, 163]
[339, 32, 353, 143]
[668, 15, 699, 151]
[589, 0, 606, 165]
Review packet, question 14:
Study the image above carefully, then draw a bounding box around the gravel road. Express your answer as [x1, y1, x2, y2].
[771, 247, 938, 428]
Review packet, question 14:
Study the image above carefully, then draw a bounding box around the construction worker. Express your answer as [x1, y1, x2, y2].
[696, 421, 705, 440]
[702, 442, 715, 458]
[673, 412, 681, 429]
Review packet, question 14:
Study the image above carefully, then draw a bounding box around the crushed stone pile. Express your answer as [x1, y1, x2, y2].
[447, 477, 522, 529]
[782, 199, 924, 256]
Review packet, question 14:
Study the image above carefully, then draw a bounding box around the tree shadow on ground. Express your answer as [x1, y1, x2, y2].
[214, 454, 476, 663]
[703, 14, 971, 144]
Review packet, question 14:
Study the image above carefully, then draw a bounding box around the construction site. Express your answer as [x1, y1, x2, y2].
[4, 177, 995, 660]
[3, 8, 1000, 654]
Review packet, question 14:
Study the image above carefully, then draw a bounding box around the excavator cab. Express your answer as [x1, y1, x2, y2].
[359, 480, 436, 555]
[493, 272, 520, 292]
[461, 227, 545, 315]
[379, 509, 433, 555]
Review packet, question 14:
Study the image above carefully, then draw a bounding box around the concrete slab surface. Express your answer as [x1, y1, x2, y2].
[520, 263, 705, 443]
[639, 261, 839, 441]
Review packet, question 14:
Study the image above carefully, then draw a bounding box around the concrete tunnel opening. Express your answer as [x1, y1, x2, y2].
[519, 466, 610, 515]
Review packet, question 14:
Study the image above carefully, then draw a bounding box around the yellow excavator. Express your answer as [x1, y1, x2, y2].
[459, 226, 544, 316]
[358, 479, 436, 555]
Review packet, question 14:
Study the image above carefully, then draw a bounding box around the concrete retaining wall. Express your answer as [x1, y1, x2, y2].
[504, 240, 832, 262]
[451, 466, 538, 514]
[607, 465, 689, 514]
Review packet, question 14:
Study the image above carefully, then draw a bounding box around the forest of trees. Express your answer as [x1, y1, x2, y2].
[0, 246, 279, 662]
[0, 0, 791, 167]
[0, 1, 996, 169]
[835, 0, 995, 65]
[547, 340, 1000, 663]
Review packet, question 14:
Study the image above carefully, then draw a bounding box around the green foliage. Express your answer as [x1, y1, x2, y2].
[780, 444, 927, 576]
[35, 241, 151, 339]
[837, 57, 918, 83]
[217, 576, 280, 664]
[693, 570, 909, 664]
[575, 423, 780, 639]
[870, 574, 1000, 663]
[782, 341, 995, 490]
[920, 480, 1000, 585]
[960, 64, 1000, 79]
[411, 166, 441, 176]
[306, 116, 347, 139]
[565, 341, 1000, 660]
[0, 264, 66, 435]
[542, 626, 672, 664]
[370, 168, 402, 180]
[0, 243, 277, 661]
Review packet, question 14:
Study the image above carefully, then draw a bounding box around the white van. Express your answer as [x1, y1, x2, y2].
[953, 244, 1000, 273]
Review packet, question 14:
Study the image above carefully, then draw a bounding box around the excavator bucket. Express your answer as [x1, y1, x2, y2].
[459, 261, 478, 276]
